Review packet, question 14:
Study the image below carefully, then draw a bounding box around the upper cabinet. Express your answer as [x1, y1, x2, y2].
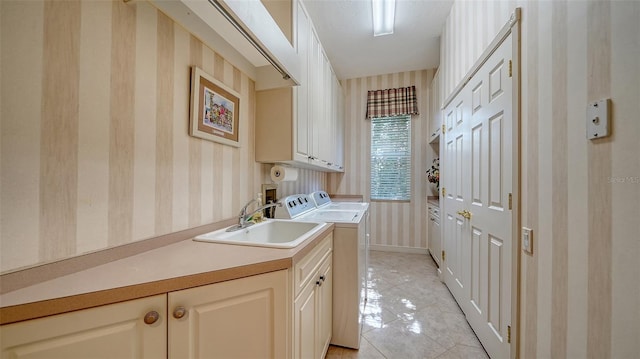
[148, 0, 300, 89]
[429, 68, 442, 143]
[255, 1, 344, 172]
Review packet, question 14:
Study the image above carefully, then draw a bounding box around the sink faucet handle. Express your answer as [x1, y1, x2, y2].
[239, 198, 259, 216]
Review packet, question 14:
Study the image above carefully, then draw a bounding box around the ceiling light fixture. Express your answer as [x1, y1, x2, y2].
[372, 0, 396, 37]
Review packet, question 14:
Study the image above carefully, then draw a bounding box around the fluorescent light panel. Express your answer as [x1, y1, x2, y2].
[372, 0, 396, 36]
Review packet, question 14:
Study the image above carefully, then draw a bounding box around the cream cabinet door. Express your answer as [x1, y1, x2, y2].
[168, 270, 288, 359]
[316, 257, 332, 359]
[294, 0, 311, 162]
[428, 205, 442, 269]
[293, 275, 317, 359]
[0, 295, 166, 359]
[293, 253, 332, 359]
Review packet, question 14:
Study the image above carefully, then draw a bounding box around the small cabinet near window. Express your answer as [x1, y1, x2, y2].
[0, 295, 167, 359]
[429, 68, 442, 143]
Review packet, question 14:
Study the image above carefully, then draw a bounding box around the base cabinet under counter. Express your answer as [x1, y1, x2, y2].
[1, 270, 289, 359]
[293, 233, 333, 359]
[1, 231, 337, 359]
[169, 270, 289, 358]
[0, 294, 168, 359]
[428, 203, 442, 269]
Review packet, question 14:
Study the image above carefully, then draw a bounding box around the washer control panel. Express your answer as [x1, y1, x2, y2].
[275, 194, 317, 219]
[310, 190, 332, 207]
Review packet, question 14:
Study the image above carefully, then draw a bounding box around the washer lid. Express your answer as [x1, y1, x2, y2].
[324, 202, 369, 211]
[301, 209, 361, 223]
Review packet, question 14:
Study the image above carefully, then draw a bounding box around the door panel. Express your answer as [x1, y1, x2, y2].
[489, 112, 505, 210]
[471, 123, 483, 206]
[470, 227, 482, 315]
[455, 135, 464, 200]
[472, 82, 483, 114]
[488, 235, 504, 337]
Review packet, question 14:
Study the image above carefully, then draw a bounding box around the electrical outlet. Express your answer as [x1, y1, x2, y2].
[522, 227, 533, 255]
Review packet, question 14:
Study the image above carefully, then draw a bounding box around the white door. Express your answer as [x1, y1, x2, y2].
[442, 87, 472, 304]
[442, 33, 514, 359]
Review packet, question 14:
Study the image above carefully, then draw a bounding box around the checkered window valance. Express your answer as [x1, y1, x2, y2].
[365, 85, 419, 119]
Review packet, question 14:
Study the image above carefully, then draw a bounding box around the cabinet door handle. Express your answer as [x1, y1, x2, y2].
[144, 310, 160, 325]
[316, 280, 322, 287]
[319, 275, 326, 282]
[173, 306, 187, 319]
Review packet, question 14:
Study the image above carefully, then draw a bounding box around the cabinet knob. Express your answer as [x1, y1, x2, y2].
[319, 275, 326, 282]
[316, 280, 322, 287]
[144, 311, 160, 325]
[173, 306, 187, 319]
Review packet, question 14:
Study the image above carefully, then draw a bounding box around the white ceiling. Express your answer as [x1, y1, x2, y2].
[301, 0, 453, 80]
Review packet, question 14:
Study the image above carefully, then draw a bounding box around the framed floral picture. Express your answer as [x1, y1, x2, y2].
[189, 66, 241, 147]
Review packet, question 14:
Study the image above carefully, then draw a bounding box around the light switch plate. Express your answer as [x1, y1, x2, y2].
[522, 227, 533, 255]
[586, 99, 611, 140]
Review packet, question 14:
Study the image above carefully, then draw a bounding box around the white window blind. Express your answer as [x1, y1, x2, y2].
[370, 116, 411, 201]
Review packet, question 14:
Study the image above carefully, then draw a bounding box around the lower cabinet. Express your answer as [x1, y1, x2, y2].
[428, 203, 442, 269]
[0, 294, 167, 359]
[0, 233, 334, 359]
[169, 270, 289, 358]
[1, 271, 287, 359]
[293, 234, 333, 359]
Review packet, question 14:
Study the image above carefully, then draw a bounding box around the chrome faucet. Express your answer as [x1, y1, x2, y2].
[227, 198, 282, 232]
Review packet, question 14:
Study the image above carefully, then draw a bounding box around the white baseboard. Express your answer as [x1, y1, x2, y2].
[369, 244, 429, 255]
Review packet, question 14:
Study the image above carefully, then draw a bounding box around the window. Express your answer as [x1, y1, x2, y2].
[370, 115, 411, 201]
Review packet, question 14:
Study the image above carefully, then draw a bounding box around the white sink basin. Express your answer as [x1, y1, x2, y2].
[194, 219, 328, 248]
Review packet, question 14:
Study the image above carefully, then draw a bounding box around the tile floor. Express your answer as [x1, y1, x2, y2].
[326, 251, 489, 359]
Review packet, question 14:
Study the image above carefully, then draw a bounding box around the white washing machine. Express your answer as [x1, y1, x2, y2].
[276, 194, 368, 349]
[310, 191, 371, 330]
[310, 190, 370, 212]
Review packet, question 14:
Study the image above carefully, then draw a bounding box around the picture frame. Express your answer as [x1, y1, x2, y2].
[189, 66, 241, 147]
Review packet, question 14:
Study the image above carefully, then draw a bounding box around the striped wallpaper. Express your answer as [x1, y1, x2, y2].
[0, 0, 325, 273]
[440, 0, 640, 357]
[261, 164, 327, 199]
[328, 70, 434, 251]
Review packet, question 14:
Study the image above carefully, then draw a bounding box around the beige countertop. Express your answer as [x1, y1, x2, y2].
[0, 223, 334, 325]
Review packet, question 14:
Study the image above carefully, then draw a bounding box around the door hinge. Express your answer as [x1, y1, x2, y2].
[442, 124, 446, 134]
[442, 250, 446, 261]
[507, 325, 511, 343]
[508, 60, 513, 78]
[508, 193, 512, 210]
[442, 187, 446, 197]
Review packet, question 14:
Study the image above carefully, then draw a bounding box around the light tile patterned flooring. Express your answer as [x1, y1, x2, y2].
[326, 251, 489, 359]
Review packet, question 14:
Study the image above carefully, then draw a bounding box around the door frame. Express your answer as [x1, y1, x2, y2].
[440, 8, 521, 359]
